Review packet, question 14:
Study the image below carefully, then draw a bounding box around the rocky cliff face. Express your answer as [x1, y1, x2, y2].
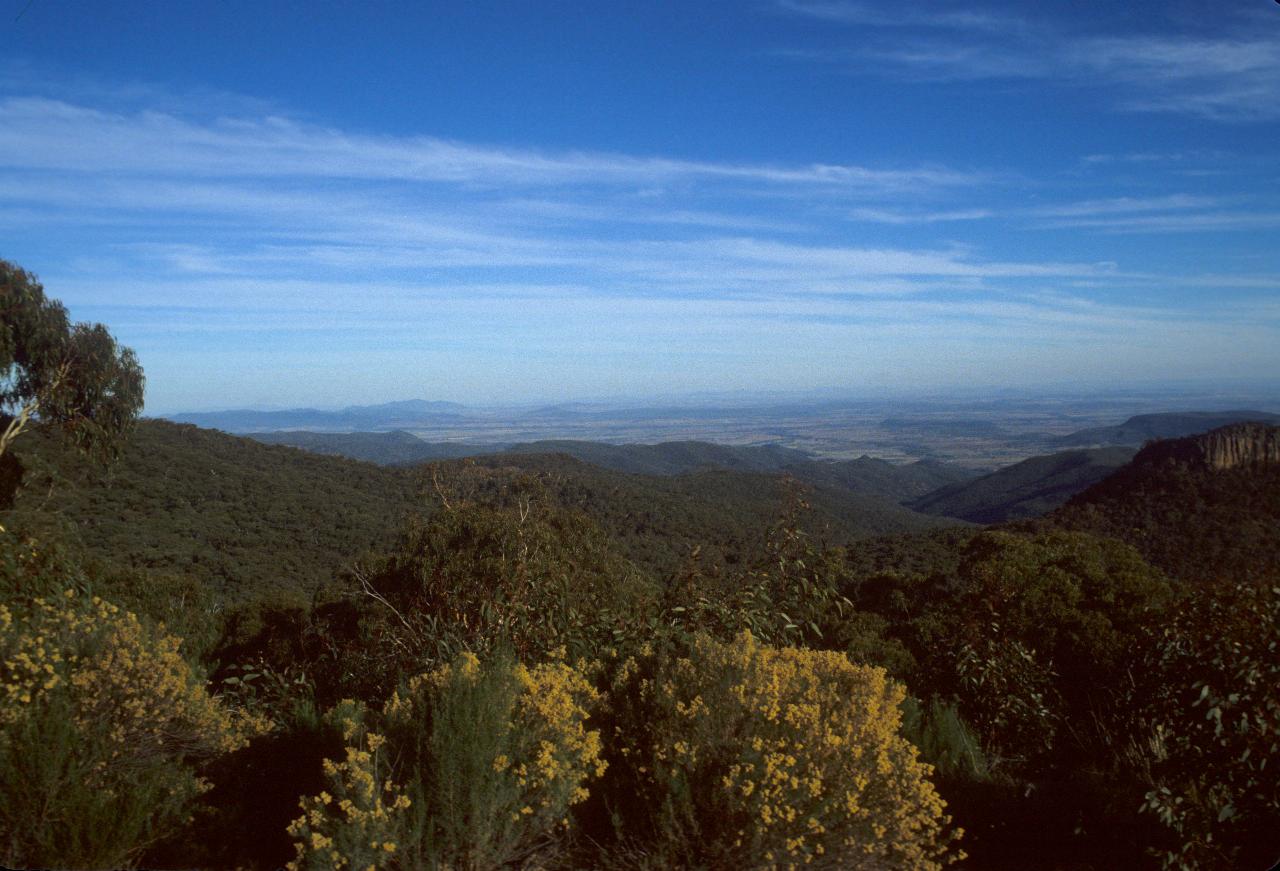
[1133, 422, 1280, 471]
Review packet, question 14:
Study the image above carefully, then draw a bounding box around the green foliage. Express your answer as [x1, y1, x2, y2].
[828, 609, 917, 678]
[0, 525, 221, 659]
[441, 452, 957, 582]
[1137, 580, 1280, 870]
[916, 530, 1172, 768]
[899, 697, 990, 783]
[349, 477, 659, 674]
[0, 259, 144, 464]
[3, 419, 419, 600]
[951, 626, 1059, 764]
[952, 530, 1173, 682]
[662, 485, 855, 649]
[0, 682, 204, 869]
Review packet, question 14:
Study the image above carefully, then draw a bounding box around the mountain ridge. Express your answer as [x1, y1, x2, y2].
[1055, 410, 1280, 447]
[246, 431, 978, 504]
[910, 446, 1137, 524]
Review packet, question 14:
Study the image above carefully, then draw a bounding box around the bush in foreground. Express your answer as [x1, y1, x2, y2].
[287, 651, 605, 871]
[0, 584, 262, 869]
[597, 631, 961, 869]
[1138, 580, 1280, 870]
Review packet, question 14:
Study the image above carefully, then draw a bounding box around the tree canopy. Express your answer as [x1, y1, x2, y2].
[1, 259, 144, 462]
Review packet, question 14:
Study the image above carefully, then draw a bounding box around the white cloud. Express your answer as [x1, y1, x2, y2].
[774, 5, 1280, 121]
[848, 207, 994, 224]
[1030, 194, 1222, 218]
[775, 1, 1030, 35]
[0, 97, 981, 191]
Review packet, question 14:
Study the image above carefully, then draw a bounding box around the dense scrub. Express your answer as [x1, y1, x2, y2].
[1052, 449, 1280, 584]
[2, 420, 421, 600]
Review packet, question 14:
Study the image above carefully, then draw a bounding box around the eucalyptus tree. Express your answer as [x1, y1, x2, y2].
[1, 259, 144, 462]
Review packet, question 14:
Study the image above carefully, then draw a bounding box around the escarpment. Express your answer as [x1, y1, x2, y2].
[1133, 422, 1280, 471]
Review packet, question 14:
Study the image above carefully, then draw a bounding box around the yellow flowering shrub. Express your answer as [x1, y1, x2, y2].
[288, 652, 605, 870]
[603, 632, 961, 869]
[286, 701, 411, 871]
[0, 587, 265, 869]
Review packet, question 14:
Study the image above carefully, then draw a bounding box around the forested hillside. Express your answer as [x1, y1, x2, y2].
[2, 420, 962, 600]
[911, 446, 1136, 524]
[1050, 423, 1280, 583]
[6, 412, 1280, 870]
[2, 420, 421, 599]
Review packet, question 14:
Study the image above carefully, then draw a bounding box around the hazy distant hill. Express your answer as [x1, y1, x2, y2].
[1050, 423, 1280, 583]
[249, 431, 976, 504]
[1054, 410, 1280, 447]
[496, 444, 974, 504]
[910, 447, 1137, 524]
[807, 456, 973, 503]
[170, 400, 474, 432]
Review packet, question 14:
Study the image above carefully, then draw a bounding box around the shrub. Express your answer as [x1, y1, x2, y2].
[0, 587, 263, 868]
[832, 610, 917, 679]
[286, 700, 411, 871]
[1138, 580, 1280, 870]
[663, 487, 855, 651]
[951, 624, 1059, 766]
[598, 631, 960, 869]
[348, 497, 658, 677]
[287, 651, 605, 871]
[900, 697, 989, 783]
[923, 530, 1172, 767]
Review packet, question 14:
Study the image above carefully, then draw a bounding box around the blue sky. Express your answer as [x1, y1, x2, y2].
[2, 0, 1278, 413]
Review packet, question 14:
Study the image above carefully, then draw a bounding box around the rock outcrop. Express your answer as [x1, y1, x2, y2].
[1133, 422, 1280, 471]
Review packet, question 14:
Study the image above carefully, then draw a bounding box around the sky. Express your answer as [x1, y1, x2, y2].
[1, 0, 1278, 413]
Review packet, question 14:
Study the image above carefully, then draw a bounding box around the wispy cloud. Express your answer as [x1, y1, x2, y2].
[1036, 211, 1280, 234]
[1022, 194, 1280, 233]
[774, 3, 1280, 121]
[1064, 34, 1280, 121]
[0, 97, 981, 191]
[1031, 195, 1222, 218]
[775, 1, 1030, 35]
[847, 207, 994, 224]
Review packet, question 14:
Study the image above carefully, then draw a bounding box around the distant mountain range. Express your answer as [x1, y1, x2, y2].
[1053, 410, 1280, 447]
[241, 407, 1280, 527]
[246, 431, 977, 505]
[169, 400, 474, 432]
[249, 430, 489, 464]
